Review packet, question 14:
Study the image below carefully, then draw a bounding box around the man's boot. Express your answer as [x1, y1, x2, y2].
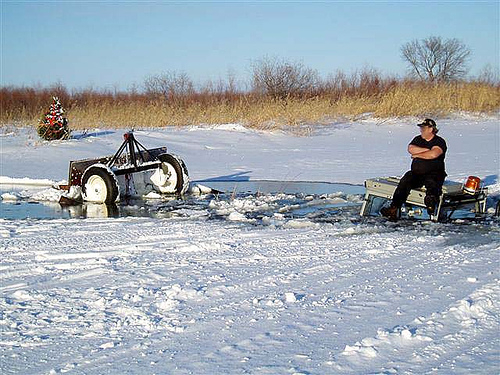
[380, 205, 400, 220]
[424, 195, 437, 216]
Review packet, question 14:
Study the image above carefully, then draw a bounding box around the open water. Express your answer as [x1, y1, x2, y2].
[0, 180, 365, 220]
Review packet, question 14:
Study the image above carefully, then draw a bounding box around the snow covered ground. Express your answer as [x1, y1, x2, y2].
[1, 116, 499, 374]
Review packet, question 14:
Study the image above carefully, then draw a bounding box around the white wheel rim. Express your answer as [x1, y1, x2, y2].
[156, 162, 179, 193]
[84, 175, 108, 203]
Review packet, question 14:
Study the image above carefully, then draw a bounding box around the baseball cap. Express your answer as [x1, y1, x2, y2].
[417, 118, 437, 128]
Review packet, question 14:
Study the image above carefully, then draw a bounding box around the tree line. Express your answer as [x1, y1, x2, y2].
[1, 36, 498, 125]
[141, 36, 496, 100]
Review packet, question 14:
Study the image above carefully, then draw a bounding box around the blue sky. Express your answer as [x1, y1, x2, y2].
[1, 1, 499, 91]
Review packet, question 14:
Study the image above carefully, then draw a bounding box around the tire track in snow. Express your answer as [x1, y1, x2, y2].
[333, 281, 500, 374]
[1, 216, 498, 374]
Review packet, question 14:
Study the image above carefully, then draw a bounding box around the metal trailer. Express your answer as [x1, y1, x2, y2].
[67, 132, 189, 204]
[360, 177, 488, 222]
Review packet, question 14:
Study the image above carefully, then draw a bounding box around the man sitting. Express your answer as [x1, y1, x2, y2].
[381, 119, 447, 220]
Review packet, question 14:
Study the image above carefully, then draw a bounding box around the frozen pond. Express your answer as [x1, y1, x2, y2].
[0, 180, 365, 220]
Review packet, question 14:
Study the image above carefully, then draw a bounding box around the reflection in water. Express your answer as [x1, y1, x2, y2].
[67, 203, 120, 219]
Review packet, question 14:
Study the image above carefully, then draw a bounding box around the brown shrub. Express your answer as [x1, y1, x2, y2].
[1, 73, 498, 131]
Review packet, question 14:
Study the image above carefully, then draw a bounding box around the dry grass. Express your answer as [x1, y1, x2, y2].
[375, 82, 500, 117]
[1, 81, 498, 133]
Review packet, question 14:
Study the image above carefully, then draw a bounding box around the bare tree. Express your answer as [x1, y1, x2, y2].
[200, 70, 243, 97]
[476, 64, 499, 85]
[251, 56, 319, 99]
[144, 71, 194, 100]
[401, 36, 471, 82]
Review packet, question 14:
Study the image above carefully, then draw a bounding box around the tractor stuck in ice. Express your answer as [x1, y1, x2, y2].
[64, 132, 189, 204]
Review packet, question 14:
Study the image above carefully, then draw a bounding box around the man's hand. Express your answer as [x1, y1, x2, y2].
[408, 144, 429, 155]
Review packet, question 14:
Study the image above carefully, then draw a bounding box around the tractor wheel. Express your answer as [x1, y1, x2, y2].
[82, 167, 119, 204]
[156, 154, 189, 195]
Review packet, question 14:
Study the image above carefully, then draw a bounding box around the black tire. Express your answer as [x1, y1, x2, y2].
[82, 167, 119, 204]
[158, 154, 189, 194]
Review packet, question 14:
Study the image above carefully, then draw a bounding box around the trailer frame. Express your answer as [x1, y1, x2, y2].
[360, 177, 488, 222]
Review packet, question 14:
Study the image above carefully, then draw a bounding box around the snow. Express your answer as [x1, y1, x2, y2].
[0, 116, 499, 374]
